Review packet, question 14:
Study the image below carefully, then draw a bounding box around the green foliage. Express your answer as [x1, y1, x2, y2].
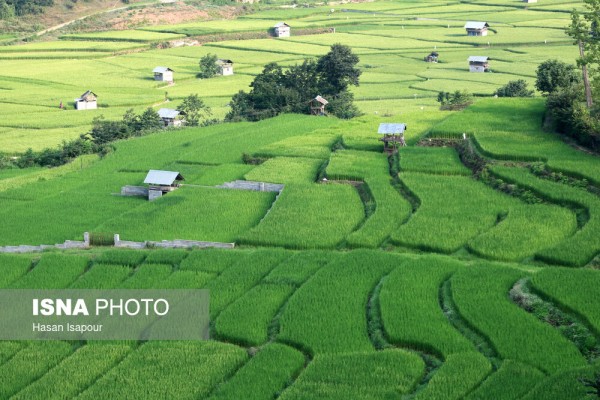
[94, 250, 147, 267]
[535, 59, 580, 94]
[465, 360, 545, 400]
[10, 254, 88, 289]
[198, 53, 220, 79]
[494, 79, 534, 97]
[70, 263, 132, 289]
[178, 94, 212, 127]
[0, 254, 31, 287]
[437, 90, 473, 110]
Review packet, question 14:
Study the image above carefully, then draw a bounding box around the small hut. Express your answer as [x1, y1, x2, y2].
[158, 108, 185, 127]
[378, 123, 407, 154]
[216, 59, 234, 76]
[153, 67, 174, 83]
[273, 22, 291, 37]
[144, 170, 184, 201]
[464, 21, 489, 36]
[309, 96, 328, 115]
[425, 51, 439, 63]
[468, 56, 490, 72]
[523, 0, 537, 2]
[74, 90, 97, 110]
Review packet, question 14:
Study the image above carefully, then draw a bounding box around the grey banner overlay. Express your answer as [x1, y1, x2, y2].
[0, 290, 209, 340]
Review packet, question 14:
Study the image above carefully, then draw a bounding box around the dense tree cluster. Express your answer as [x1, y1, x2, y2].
[436, 90, 473, 110]
[0, 0, 53, 18]
[198, 54, 220, 79]
[225, 44, 361, 121]
[494, 80, 534, 98]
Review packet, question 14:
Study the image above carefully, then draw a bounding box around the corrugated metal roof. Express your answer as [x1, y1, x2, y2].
[274, 22, 290, 28]
[314, 95, 328, 105]
[464, 21, 489, 29]
[144, 170, 184, 185]
[378, 123, 407, 134]
[76, 90, 96, 101]
[217, 59, 233, 65]
[158, 108, 180, 119]
[468, 56, 489, 62]
[153, 66, 173, 73]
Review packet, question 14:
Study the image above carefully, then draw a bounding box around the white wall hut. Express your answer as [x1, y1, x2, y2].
[378, 123, 407, 154]
[144, 170, 184, 201]
[273, 22, 291, 37]
[74, 90, 97, 110]
[216, 59, 234, 76]
[153, 66, 174, 83]
[468, 56, 490, 72]
[464, 21, 489, 36]
[158, 108, 185, 127]
[523, 0, 537, 3]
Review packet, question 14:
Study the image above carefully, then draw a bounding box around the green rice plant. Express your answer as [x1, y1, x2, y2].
[208, 343, 305, 400]
[159, 270, 216, 289]
[244, 157, 324, 184]
[490, 165, 600, 266]
[279, 349, 424, 399]
[10, 254, 88, 289]
[399, 147, 470, 176]
[205, 248, 290, 317]
[263, 250, 338, 285]
[451, 265, 587, 374]
[277, 250, 402, 354]
[59, 30, 185, 42]
[414, 352, 492, 400]
[11, 344, 132, 400]
[96, 187, 276, 243]
[379, 256, 475, 358]
[185, 164, 254, 186]
[77, 341, 247, 400]
[215, 283, 296, 346]
[465, 360, 545, 400]
[0, 254, 32, 287]
[522, 362, 600, 400]
[143, 249, 189, 265]
[531, 268, 600, 334]
[69, 264, 132, 289]
[179, 248, 252, 273]
[94, 249, 147, 267]
[253, 132, 340, 160]
[121, 263, 173, 289]
[0, 342, 24, 364]
[326, 150, 412, 248]
[0, 341, 73, 399]
[240, 183, 364, 249]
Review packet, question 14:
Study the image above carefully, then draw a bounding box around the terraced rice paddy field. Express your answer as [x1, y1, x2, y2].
[1, 0, 600, 398]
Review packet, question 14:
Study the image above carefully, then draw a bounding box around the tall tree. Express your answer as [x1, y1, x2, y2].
[198, 54, 220, 79]
[178, 94, 211, 126]
[316, 44, 361, 95]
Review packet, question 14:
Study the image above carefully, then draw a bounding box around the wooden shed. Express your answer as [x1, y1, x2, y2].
[153, 66, 174, 83]
[464, 21, 489, 36]
[273, 22, 291, 37]
[144, 170, 184, 201]
[74, 90, 97, 111]
[378, 123, 407, 154]
[468, 56, 490, 72]
[425, 51, 439, 63]
[216, 59, 234, 76]
[158, 108, 185, 127]
[309, 95, 328, 115]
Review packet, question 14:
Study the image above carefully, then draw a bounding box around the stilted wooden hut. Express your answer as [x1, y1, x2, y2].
[468, 56, 490, 72]
[378, 123, 407, 154]
[158, 108, 185, 127]
[464, 21, 489, 36]
[425, 51, 439, 62]
[309, 96, 328, 115]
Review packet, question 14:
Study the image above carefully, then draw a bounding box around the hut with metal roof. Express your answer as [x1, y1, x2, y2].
[74, 90, 97, 110]
[464, 21, 489, 36]
[216, 59, 234, 76]
[158, 108, 185, 127]
[378, 123, 407, 154]
[153, 66, 174, 83]
[273, 22, 291, 37]
[144, 170, 184, 201]
[309, 96, 328, 115]
[468, 56, 490, 72]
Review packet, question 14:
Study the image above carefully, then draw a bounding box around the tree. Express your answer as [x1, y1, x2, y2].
[535, 59, 580, 94]
[316, 44, 361, 95]
[0, 0, 15, 19]
[178, 94, 211, 126]
[494, 80, 534, 97]
[437, 90, 473, 110]
[198, 54, 220, 79]
[137, 107, 163, 132]
[566, 9, 594, 107]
